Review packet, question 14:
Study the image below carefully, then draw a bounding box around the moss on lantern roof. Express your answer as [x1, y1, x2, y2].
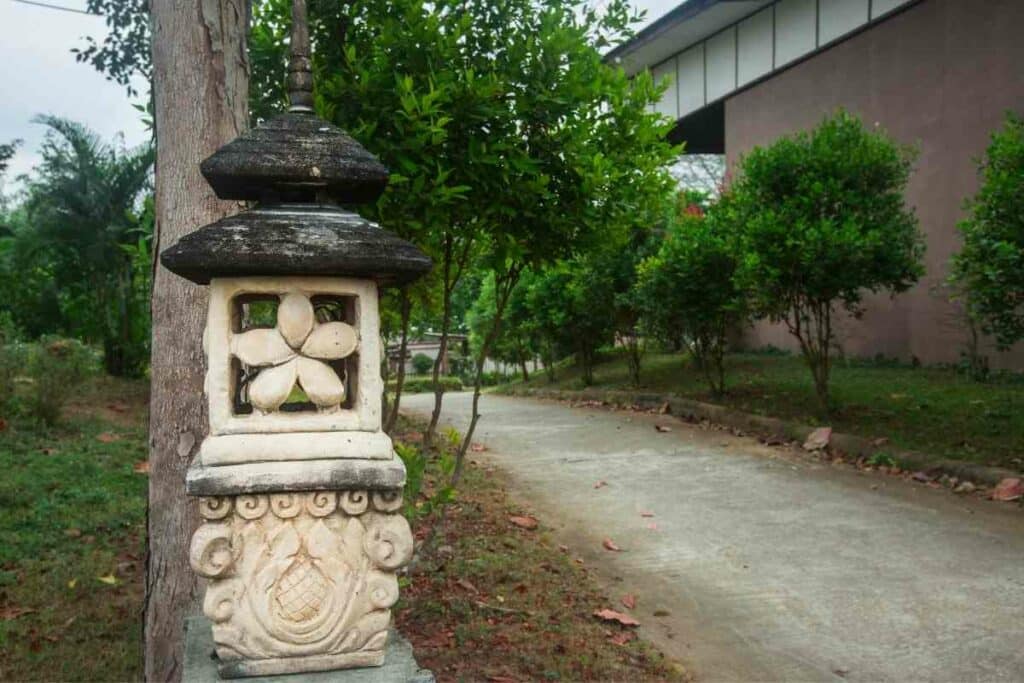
[199, 112, 389, 204]
[159, 204, 431, 286]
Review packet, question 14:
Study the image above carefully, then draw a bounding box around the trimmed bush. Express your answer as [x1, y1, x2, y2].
[411, 352, 434, 376]
[389, 376, 463, 394]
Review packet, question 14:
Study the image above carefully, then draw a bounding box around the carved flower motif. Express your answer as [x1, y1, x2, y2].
[231, 293, 357, 412]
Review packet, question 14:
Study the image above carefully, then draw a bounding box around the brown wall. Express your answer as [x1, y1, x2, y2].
[725, 0, 1024, 368]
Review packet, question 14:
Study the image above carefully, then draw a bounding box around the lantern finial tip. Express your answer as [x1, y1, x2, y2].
[287, 0, 314, 113]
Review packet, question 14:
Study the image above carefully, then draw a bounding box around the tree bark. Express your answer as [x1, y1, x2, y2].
[383, 289, 412, 434]
[147, 3, 249, 681]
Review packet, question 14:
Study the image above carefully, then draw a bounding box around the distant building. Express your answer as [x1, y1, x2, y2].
[610, 0, 1024, 368]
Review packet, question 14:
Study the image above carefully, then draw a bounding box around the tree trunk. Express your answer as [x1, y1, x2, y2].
[147, 3, 249, 681]
[383, 289, 412, 434]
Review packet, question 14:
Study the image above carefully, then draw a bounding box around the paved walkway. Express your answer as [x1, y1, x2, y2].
[402, 392, 1024, 682]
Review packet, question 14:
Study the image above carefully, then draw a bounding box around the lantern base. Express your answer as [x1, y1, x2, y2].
[184, 618, 435, 682]
[186, 456, 407, 496]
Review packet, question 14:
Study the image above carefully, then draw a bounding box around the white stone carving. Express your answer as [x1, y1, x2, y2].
[198, 277, 390, 468]
[230, 291, 356, 413]
[189, 490, 413, 674]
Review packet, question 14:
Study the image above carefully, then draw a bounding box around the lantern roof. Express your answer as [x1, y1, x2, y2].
[160, 204, 431, 285]
[199, 113, 389, 204]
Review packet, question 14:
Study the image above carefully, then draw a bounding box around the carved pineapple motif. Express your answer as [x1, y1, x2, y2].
[275, 554, 330, 622]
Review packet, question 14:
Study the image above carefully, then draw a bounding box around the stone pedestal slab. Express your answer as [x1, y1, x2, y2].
[184, 617, 434, 682]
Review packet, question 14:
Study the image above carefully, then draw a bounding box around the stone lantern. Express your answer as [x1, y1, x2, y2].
[159, 1, 431, 677]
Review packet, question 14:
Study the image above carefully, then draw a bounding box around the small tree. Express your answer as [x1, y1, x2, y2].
[730, 111, 923, 411]
[636, 197, 744, 396]
[950, 113, 1024, 353]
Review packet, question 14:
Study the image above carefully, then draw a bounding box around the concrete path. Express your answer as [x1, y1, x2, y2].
[402, 392, 1024, 683]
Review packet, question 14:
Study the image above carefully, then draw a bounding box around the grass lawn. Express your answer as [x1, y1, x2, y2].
[511, 350, 1024, 470]
[0, 376, 680, 682]
[0, 376, 149, 681]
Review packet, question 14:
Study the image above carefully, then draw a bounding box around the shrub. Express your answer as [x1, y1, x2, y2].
[950, 112, 1024, 352]
[729, 110, 924, 412]
[411, 352, 434, 376]
[388, 376, 462, 394]
[636, 198, 746, 396]
[23, 337, 97, 425]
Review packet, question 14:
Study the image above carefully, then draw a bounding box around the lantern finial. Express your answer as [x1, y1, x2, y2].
[287, 0, 314, 112]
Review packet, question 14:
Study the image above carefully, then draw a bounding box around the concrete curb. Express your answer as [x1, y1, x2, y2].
[499, 386, 1020, 488]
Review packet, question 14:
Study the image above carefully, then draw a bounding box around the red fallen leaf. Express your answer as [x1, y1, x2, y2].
[133, 460, 150, 474]
[639, 511, 655, 518]
[593, 608, 640, 627]
[602, 538, 622, 552]
[594, 480, 607, 489]
[621, 594, 637, 609]
[609, 631, 636, 646]
[654, 425, 672, 433]
[992, 477, 1023, 502]
[470, 442, 487, 452]
[0, 417, 7, 432]
[96, 432, 121, 443]
[508, 515, 538, 530]
[0, 606, 35, 620]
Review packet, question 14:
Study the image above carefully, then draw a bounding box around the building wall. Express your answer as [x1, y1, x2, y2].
[725, 0, 1024, 368]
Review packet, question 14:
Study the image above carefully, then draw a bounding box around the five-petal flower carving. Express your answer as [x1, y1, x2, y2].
[230, 293, 358, 413]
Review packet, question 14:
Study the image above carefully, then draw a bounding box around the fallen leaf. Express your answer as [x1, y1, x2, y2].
[802, 427, 831, 451]
[64, 528, 82, 538]
[609, 631, 636, 645]
[621, 594, 637, 609]
[132, 460, 150, 474]
[911, 471, 933, 483]
[593, 608, 640, 627]
[658, 401, 671, 415]
[602, 538, 622, 552]
[456, 578, 479, 594]
[107, 402, 129, 413]
[97, 574, 119, 585]
[594, 480, 607, 489]
[508, 515, 538, 530]
[40, 447, 58, 455]
[470, 442, 487, 452]
[0, 606, 35, 620]
[653, 609, 671, 617]
[992, 477, 1023, 502]
[646, 522, 658, 531]
[95, 432, 120, 443]
[67, 578, 77, 589]
[639, 511, 655, 518]
[558, 544, 569, 553]
[487, 676, 518, 683]
[654, 425, 672, 433]
[0, 417, 6, 432]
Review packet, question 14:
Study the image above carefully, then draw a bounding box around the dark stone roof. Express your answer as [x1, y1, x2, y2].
[200, 112, 389, 204]
[160, 204, 432, 286]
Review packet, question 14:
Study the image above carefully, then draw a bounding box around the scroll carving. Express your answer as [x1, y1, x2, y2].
[191, 489, 411, 665]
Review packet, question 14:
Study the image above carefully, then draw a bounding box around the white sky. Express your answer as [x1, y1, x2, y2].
[0, 0, 681, 189]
